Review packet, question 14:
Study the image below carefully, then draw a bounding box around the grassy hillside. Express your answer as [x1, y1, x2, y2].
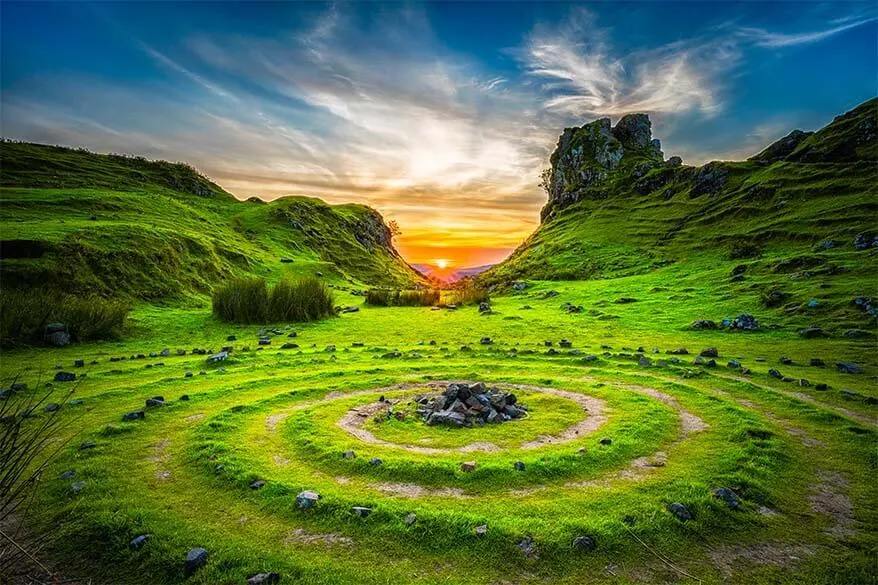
[0, 141, 424, 301]
[482, 99, 878, 337]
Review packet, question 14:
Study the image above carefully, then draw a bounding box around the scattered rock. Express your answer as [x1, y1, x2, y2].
[247, 573, 280, 585]
[208, 351, 229, 363]
[514, 461, 525, 471]
[713, 487, 741, 509]
[668, 502, 692, 522]
[799, 325, 826, 339]
[79, 441, 96, 450]
[250, 480, 266, 490]
[480, 337, 493, 345]
[768, 369, 784, 380]
[810, 358, 825, 367]
[130, 534, 151, 550]
[572, 535, 596, 552]
[342, 450, 356, 459]
[461, 461, 477, 473]
[518, 536, 538, 558]
[700, 348, 718, 358]
[184, 547, 209, 577]
[473, 524, 488, 536]
[843, 329, 872, 339]
[691, 319, 717, 330]
[404, 513, 417, 526]
[836, 362, 862, 374]
[295, 490, 320, 510]
[351, 506, 372, 518]
[145, 397, 165, 407]
[53, 372, 75, 382]
[122, 410, 145, 422]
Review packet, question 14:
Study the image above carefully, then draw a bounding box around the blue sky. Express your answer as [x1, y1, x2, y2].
[2, 1, 876, 265]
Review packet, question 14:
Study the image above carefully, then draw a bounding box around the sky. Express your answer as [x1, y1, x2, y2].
[2, 2, 876, 268]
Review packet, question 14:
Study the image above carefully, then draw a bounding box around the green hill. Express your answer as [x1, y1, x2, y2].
[0, 141, 424, 300]
[482, 98, 878, 335]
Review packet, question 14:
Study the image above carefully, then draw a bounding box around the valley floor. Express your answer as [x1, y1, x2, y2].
[1, 275, 875, 585]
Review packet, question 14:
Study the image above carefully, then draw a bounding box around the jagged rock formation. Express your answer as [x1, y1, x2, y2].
[543, 114, 666, 219]
[483, 97, 877, 285]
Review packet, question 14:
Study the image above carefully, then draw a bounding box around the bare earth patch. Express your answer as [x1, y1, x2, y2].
[809, 471, 856, 538]
[266, 411, 291, 432]
[372, 482, 468, 498]
[709, 541, 815, 579]
[335, 381, 607, 454]
[272, 455, 290, 466]
[283, 528, 354, 547]
[184, 413, 204, 423]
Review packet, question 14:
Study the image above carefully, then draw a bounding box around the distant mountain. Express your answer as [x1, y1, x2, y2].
[412, 263, 494, 282]
[0, 141, 426, 299]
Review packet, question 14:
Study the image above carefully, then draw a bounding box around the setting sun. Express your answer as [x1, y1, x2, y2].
[435, 259, 449, 269]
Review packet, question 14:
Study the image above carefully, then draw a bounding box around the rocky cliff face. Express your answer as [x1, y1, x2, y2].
[541, 99, 877, 222]
[542, 114, 666, 219]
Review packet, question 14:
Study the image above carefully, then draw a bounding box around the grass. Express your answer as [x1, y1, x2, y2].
[0, 272, 874, 584]
[0, 289, 130, 347]
[364, 288, 440, 307]
[0, 102, 875, 584]
[211, 276, 334, 324]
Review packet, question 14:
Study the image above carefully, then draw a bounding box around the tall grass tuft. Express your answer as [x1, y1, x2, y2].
[212, 276, 334, 323]
[0, 290, 129, 347]
[364, 288, 439, 307]
[450, 282, 490, 306]
[211, 277, 269, 323]
[0, 374, 76, 579]
[269, 277, 335, 321]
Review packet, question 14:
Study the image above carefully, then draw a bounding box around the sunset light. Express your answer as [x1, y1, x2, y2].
[435, 259, 449, 269]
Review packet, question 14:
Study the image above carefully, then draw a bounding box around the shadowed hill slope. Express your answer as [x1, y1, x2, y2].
[0, 141, 425, 299]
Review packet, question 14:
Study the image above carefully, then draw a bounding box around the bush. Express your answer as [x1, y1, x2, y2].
[450, 282, 490, 306]
[269, 277, 335, 321]
[212, 276, 334, 323]
[0, 290, 129, 347]
[364, 289, 439, 307]
[211, 278, 268, 323]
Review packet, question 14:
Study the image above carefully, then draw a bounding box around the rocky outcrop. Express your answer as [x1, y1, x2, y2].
[749, 130, 813, 163]
[542, 113, 668, 219]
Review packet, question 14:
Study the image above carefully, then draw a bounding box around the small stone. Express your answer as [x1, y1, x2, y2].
[572, 535, 596, 552]
[768, 368, 783, 380]
[836, 362, 862, 374]
[351, 506, 372, 518]
[250, 480, 266, 490]
[53, 372, 76, 382]
[404, 513, 417, 526]
[815, 383, 829, 391]
[810, 358, 825, 367]
[59, 470, 76, 480]
[184, 371, 193, 378]
[145, 397, 165, 407]
[74, 359, 85, 368]
[514, 461, 525, 471]
[44, 403, 60, 412]
[480, 337, 493, 345]
[295, 490, 320, 510]
[461, 461, 477, 473]
[599, 437, 612, 446]
[247, 573, 280, 585]
[79, 441, 96, 450]
[208, 351, 229, 363]
[226, 335, 237, 341]
[184, 547, 209, 577]
[369, 457, 383, 466]
[474, 524, 488, 536]
[518, 536, 538, 558]
[668, 502, 692, 522]
[727, 359, 742, 369]
[70, 481, 86, 493]
[130, 534, 152, 550]
[700, 348, 718, 358]
[713, 487, 740, 509]
[342, 450, 356, 459]
[122, 410, 145, 421]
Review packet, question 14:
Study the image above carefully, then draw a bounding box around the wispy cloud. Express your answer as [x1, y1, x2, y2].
[518, 8, 737, 118]
[738, 16, 876, 48]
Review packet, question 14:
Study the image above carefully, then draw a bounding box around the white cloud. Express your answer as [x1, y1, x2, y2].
[518, 8, 737, 118]
[738, 16, 876, 48]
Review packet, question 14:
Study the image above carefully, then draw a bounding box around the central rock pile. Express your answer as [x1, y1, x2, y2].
[416, 383, 527, 427]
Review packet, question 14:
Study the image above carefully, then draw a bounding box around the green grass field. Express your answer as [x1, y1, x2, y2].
[2, 273, 875, 584]
[1, 100, 876, 584]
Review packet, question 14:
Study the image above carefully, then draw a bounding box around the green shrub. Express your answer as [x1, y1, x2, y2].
[269, 277, 335, 321]
[0, 290, 129, 347]
[211, 278, 268, 323]
[364, 288, 439, 307]
[212, 276, 333, 323]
